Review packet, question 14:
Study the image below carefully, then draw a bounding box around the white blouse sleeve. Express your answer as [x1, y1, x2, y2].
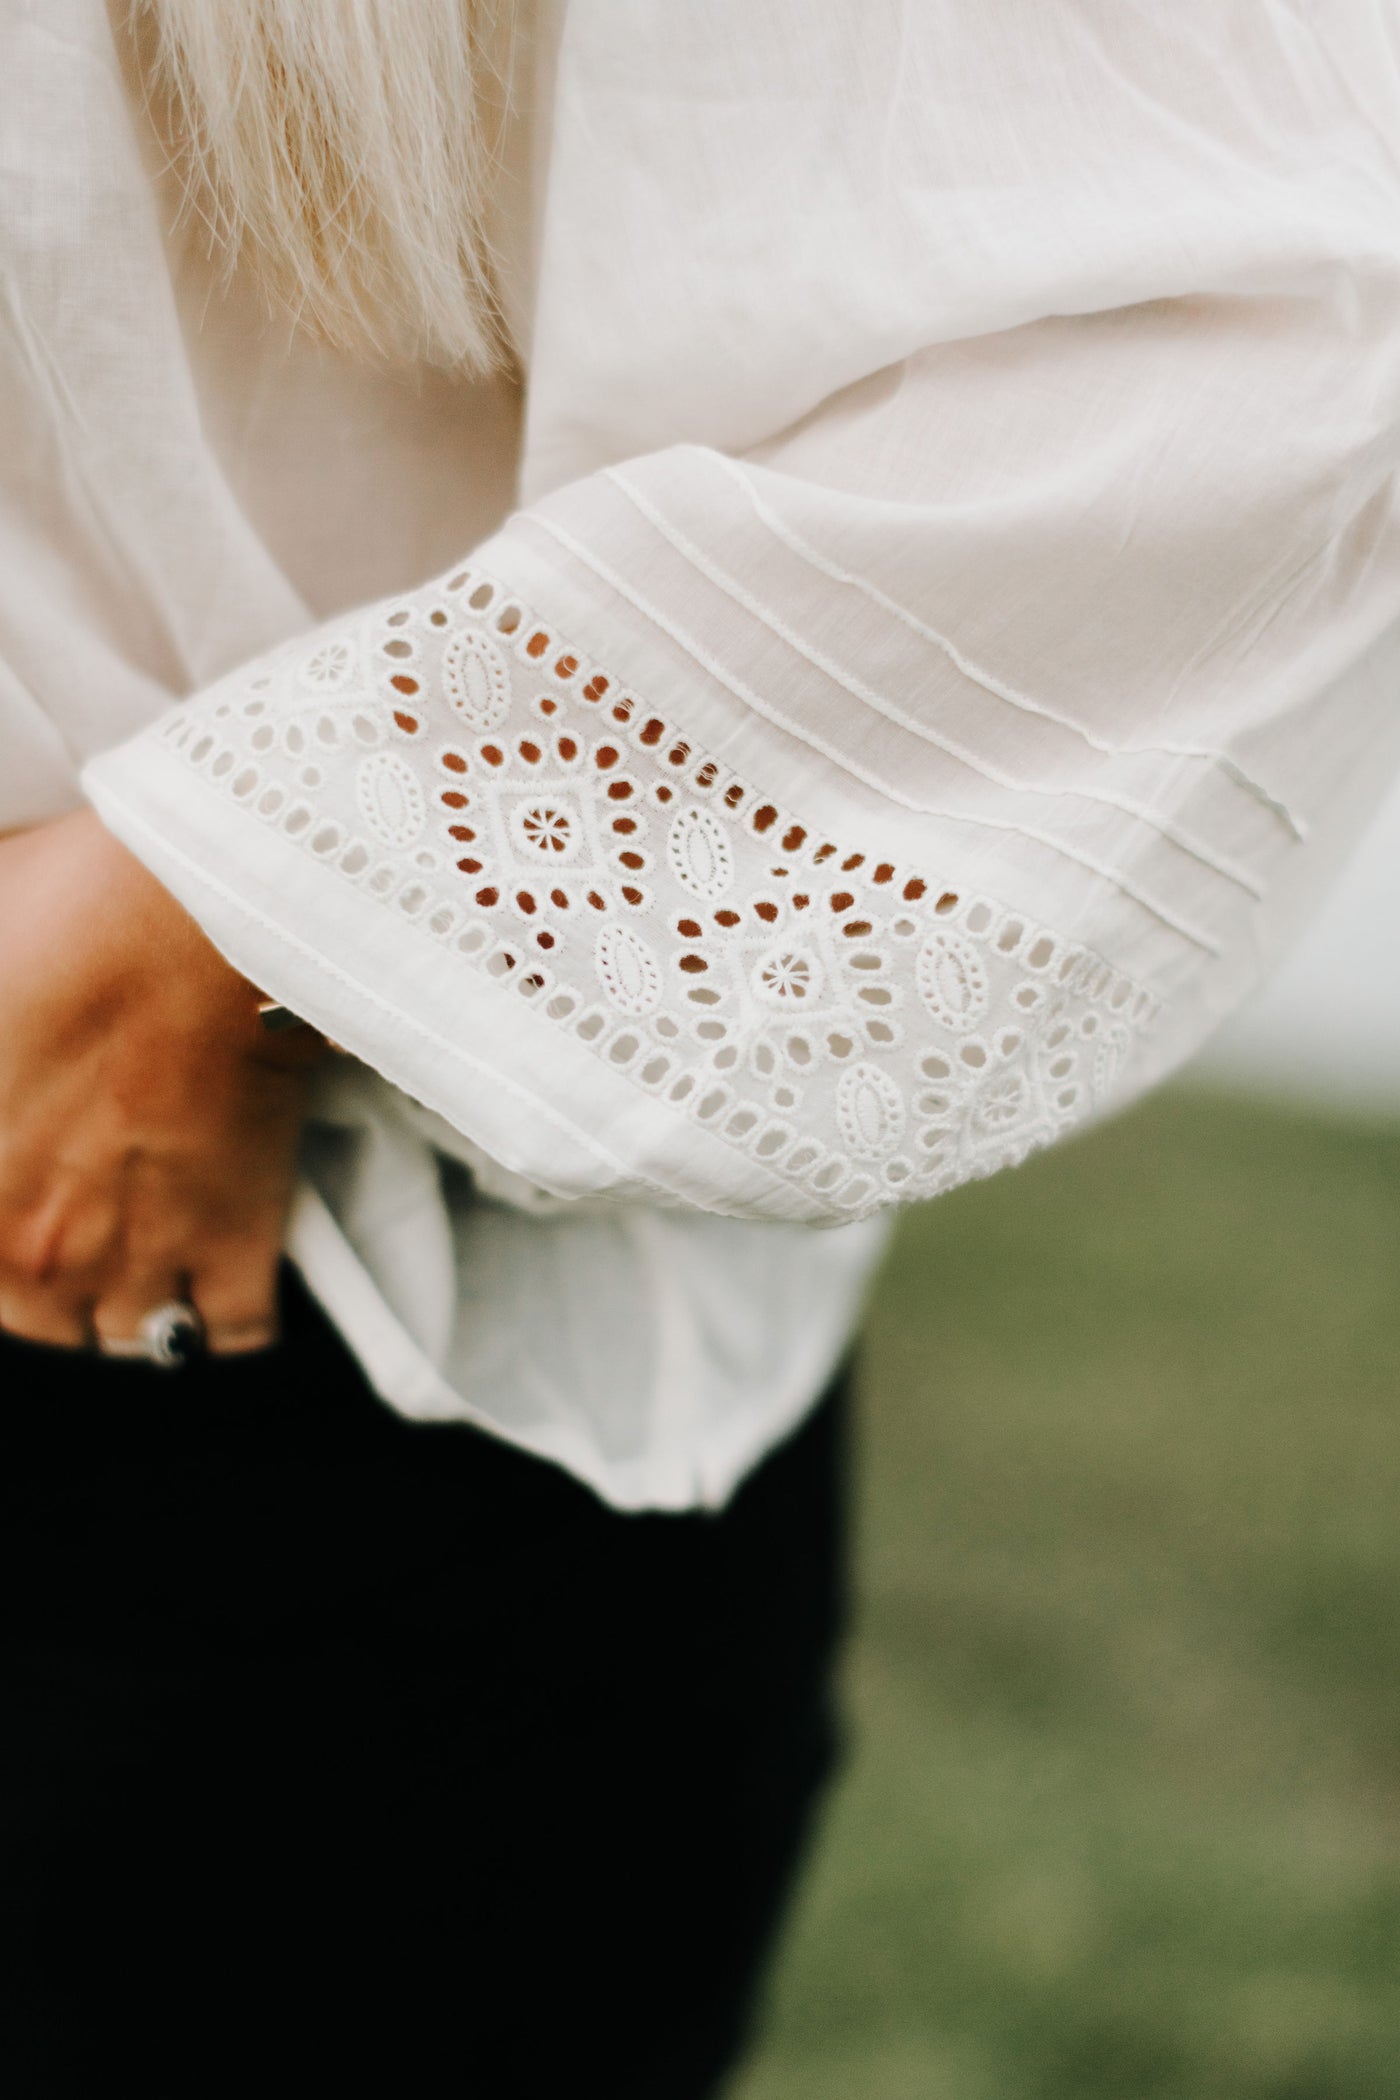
[83, 45, 1400, 1226]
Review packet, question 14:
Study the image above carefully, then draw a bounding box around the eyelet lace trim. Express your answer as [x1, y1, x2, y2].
[157, 562, 1160, 1217]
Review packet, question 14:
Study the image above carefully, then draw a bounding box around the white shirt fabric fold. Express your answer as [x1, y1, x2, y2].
[11, 1, 1400, 1504]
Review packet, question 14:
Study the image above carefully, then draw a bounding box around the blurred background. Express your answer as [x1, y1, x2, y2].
[735, 782, 1400, 2099]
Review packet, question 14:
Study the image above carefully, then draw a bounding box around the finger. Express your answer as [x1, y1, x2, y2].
[192, 1243, 282, 1356]
[0, 1168, 123, 1287]
[0, 1281, 92, 1349]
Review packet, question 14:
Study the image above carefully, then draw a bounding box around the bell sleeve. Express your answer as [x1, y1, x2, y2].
[82, 46, 1400, 1225]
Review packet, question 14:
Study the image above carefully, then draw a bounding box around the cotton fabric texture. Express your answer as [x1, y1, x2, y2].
[7, 2, 1400, 1505]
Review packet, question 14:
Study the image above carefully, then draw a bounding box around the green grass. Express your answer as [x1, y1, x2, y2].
[735, 1088, 1400, 2100]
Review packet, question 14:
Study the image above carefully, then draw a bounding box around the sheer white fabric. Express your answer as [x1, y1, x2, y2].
[11, 0, 1400, 1502]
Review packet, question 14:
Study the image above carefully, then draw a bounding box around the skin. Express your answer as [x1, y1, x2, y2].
[0, 807, 321, 1354]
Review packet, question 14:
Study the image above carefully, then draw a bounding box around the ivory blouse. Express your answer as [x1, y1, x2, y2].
[10, 1, 1400, 1506]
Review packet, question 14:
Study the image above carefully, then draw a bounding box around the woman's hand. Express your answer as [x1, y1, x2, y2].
[0, 807, 322, 1354]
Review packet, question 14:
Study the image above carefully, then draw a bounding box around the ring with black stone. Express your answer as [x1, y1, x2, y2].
[98, 1301, 207, 1369]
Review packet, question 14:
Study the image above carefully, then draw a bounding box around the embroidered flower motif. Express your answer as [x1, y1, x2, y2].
[916, 930, 988, 1032]
[512, 800, 579, 860]
[753, 948, 821, 1005]
[298, 638, 358, 692]
[969, 1067, 1029, 1135]
[443, 628, 511, 730]
[667, 805, 733, 899]
[1092, 1024, 1132, 1102]
[356, 751, 425, 848]
[835, 1061, 906, 1159]
[596, 924, 663, 1016]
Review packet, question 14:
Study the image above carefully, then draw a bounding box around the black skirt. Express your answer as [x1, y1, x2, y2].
[0, 1272, 849, 2098]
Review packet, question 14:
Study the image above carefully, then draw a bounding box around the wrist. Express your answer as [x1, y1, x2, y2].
[79, 807, 254, 1020]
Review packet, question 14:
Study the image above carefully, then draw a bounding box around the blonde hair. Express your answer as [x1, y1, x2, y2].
[140, 0, 515, 373]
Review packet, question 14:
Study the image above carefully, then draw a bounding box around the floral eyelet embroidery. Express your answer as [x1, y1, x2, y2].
[157, 562, 1159, 1215]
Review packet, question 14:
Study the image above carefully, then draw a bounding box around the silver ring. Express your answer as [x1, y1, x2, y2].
[99, 1301, 207, 1369]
